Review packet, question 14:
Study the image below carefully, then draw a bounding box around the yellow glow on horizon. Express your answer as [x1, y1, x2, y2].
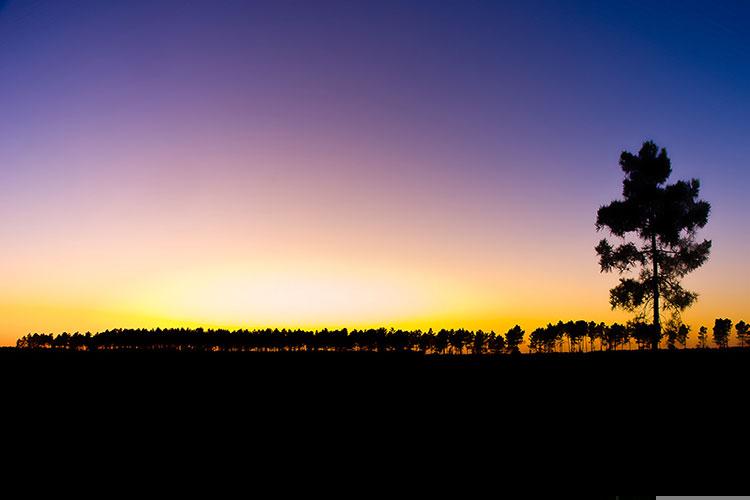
[0, 230, 741, 346]
[130, 269, 424, 328]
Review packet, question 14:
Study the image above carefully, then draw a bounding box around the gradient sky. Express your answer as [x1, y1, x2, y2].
[1, 0, 748, 346]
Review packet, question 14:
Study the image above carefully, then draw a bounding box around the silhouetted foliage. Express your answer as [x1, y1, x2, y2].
[676, 323, 690, 350]
[629, 321, 660, 350]
[663, 316, 690, 350]
[529, 327, 549, 353]
[504, 325, 525, 354]
[534, 320, 591, 353]
[712, 318, 732, 349]
[19, 327, 523, 354]
[596, 141, 711, 349]
[17, 318, 745, 354]
[588, 321, 606, 351]
[568, 320, 589, 353]
[602, 323, 629, 351]
[736, 320, 749, 348]
[697, 326, 709, 349]
[487, 331, 506, 354]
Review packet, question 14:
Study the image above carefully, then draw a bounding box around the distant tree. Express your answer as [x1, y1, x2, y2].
[448, 329, 471, 354]
[664, 319, 678, 350]
[735, 320, 749, 348]
[602, 323, 628, 351]
[663, 316, 689, 350]
[528, 328, 546, 354]
[504, 325, 525, 354]
[472, 330, 487, 355]
[596, 141, 711, 349]
[588, 322, 606, 351]
[712, 318, 732, 349]
[551, 322, 565, 352]
[676, 323, 690, 349]
[697, 326, 709, 349]
[487, 331, 506, 354]
[560, 321, 573, 352]
[434, 329, 450, 354]
[630, 321, 659, 350]
[554, 321, 567, 352]
[565, 320, 588, 353]
[418, 328, 435, 353]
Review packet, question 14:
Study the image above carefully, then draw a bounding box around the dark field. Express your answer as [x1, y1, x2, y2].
[4, 348, 747, 490]
[4, 347, 747, 410]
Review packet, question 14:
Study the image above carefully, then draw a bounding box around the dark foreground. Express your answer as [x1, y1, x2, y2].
[4, 347, 747, 413]
[5, 345, 748, 386]
[3, 348, 747, 490]
[4, 347, 747, 424]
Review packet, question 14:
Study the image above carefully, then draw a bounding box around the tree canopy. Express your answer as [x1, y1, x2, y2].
[712, 318, 732, 349]
[596, 141, 711, 348]
[735, 320, 749, 348]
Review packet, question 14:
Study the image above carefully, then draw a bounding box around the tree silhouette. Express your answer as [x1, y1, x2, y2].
[545, 323, 563, 352]
[697, 326, 709, 349]
[664, 316, 690, 350]
[630, 321, 657, 350]
[588, 322, 605, 351]
[676, 323, 690, 350]
[448, 328, 471, 354]
[472, 330, 487, 354]
[596, 141, 711, 349]
[564, 320, 588, 353]
[528, 327, 546, 353]
[712, 318, 732, 349]
[602, 323, 628, 351]
[487, 331, 506, 354]
[735, 320, 748, 348]
[504, 325, 525, 354]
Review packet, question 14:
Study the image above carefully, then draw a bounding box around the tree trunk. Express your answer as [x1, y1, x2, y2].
[651, 233, 661, 350]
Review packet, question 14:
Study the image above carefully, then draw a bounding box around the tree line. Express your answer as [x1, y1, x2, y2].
[16, 319, 747, 353]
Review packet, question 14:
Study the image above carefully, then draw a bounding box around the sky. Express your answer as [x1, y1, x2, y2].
[0, 0, 748, 346]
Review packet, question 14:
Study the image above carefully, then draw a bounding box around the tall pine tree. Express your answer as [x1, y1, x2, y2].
[596, 141, 711, 349]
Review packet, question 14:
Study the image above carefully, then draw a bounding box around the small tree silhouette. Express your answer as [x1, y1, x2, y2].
[712, 318, 732, 349]
[697, 326, 709, 349]
[566, 320, 588, 353]
[596, 141, 711, 349]
[664, 316, 690, 350]
[487, 331, 506, 354]
[472, 330, 487, 355]
[504, 325, 524, 354]
[735, 320, 748, 348]
[588, 322, 605, 351]
[630, 321, 658, 350]
[603, 323, 629, 350]
[676, 323, 690, 349]
[528, 328, 545, 353]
